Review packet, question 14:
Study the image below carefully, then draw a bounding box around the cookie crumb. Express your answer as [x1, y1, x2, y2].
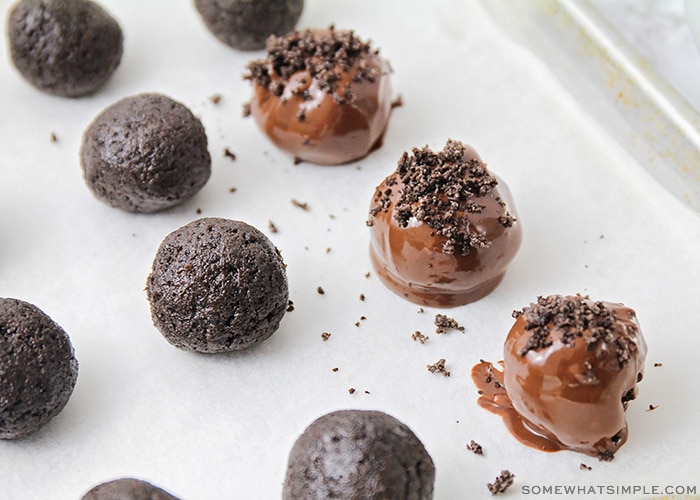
[364, 271, 371, 278]
[359, 293, 365, 301]
[224, 148, 236, 161]
[348, 387, 356, 394]
[268, 220, 279, 233]
[228, 186, 237, 193]
[427, 358, 450, 377]
[293, 156, 303, 165]
[332, 367, 339, 372]
[654, 362, 663, 367]
[317, 286, 325, 295]
[411, 331, 429, 344]
[418, 307, 424, 314]
[580, 463, 592, 471]
[242, 102, 251, 117]
[196, 208, 202, 214]
[647, 404, 659, 411]
[364, 390, 371, 394]
[321, 332, 331, 341]
[434, 313, 465, 334]
[50, 132, 57, 143]
[466, 440, 483, 455]
[292, 199, 310, 210]
[210, 94, 222, 104]
[487, 470, 515, 495]
[391, 94, 403, 109]
[286, 300, 295, 312]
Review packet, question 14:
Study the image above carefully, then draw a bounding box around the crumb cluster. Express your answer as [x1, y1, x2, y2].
[487, 470, 515, 495]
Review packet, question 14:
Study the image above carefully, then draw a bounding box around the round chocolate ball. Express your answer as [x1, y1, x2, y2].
[81, 478, 181, 500]
[0, 297, 78, 439]
[7, 0, 123, 97]
[146, 218, 289, 353]
[283, 410, 435, 499]
[194, 0, 303, 50]
[81, 93, 211, 213]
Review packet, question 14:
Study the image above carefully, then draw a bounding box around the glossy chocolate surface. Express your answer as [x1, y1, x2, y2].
[472, 297, 647, 459]
[367, 145, 522, 307]
[248, 29, 392, 165]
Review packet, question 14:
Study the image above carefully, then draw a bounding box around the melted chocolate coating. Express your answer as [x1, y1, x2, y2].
[367, 143, 522, 307]
[248, 29, 393, 165]
[472, 296, 647, 460]
[283, 410, 435, 499]
[8, 0, 123, 97]
[81, 478, 181, 500]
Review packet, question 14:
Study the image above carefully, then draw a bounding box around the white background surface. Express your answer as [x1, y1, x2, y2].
[1, 1, 700, 499]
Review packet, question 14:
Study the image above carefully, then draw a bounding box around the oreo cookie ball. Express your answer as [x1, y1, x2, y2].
[7, 0, 123, 97]
[194, 0, 303, 50]
[147, 218, 288, 353]
[0, 297, 78, 439]
[284, 410, 435, 499]
[81, 478, 181, 500]
[81, 93, 211, 213]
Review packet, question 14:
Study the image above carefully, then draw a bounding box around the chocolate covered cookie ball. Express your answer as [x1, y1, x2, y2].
[81, 478, 181, 500]
[245, 26, 393, 165]
[81, 93, 211, 213]
[194, 0, 303, 50]
[472, 295, 647, 460]
[0, 297, 78, 439]
[368, 139, 522, 307]
[147, 218, 288, 353]
[7, 0, 123, 97]
[284, 410, 435, 499]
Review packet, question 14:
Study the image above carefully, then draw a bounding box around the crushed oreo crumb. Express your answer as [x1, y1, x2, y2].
[654, 362, 663, 367]
[487, 470, 515, 495]
[467, 440, 484, 455]
[317, 286, 325, 295]
[580, 463, 592, 471]
[286, 300, 295, 312]
[242, 102, 251, 117]
[427, 358, 450, 377]
[370, 139, 515, 255]
[224, 148, 236, 161]
[348, 387, 356, 394]
[50, 132, 57, 143]
[391, 94, 403, 108]
[245, 26, 381, 105]
[321, 332, 331, 341]
[228, 186, 237, 193]
[411, 331, 429, 344]
[646, 404, 659, 411]
[516, 295, 637, 369]
[196, 208, 202, 214]
[332, 367, 339, 372]
[210, 94, 222, 104]
[268, 221, 279, 233]
[434, 313, 465, 334]
[598, 450, 615, 462]
[359, 293, 365, 301]
[292, 199, 309, 210]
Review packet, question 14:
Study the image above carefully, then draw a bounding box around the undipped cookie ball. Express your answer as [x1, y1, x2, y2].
[194, 0, 303, 50]
[81, 93, 211, 213]
[146, 218, 289, 353]
[0, 297, 78, 439]
[81, 478, 181, 500]
[284, 410, 435, 499]
[7, 0, 123, 97]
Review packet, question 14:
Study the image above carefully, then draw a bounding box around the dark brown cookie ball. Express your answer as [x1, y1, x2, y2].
[146, 218, 288, 353]
[80, 93, 211, 213]
[194, 0, 303, 50]
[283, 410, 435, 499]
[81, 478, 181, 500]
[7, 0, 123, 97]
[0, 297, 78, 439]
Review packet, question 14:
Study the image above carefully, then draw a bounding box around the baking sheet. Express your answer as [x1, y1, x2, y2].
[1, 0, 699, 498]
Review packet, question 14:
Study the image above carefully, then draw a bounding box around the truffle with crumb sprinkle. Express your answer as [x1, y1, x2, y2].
[245, 26, 394, 165]
[368, 139, 522, 307]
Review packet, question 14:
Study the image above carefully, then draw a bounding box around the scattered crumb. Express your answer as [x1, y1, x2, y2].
[427, 358, 450, 377]
[286, 300, 295, 312]
[326, 247, 331, 253]
[210, 94, 222, 104]
[391, 94, 403, 109]
[321, 332, 331, 341]
[654, 362, 663, 367]
[242, 102, 251, 117]
[317, 286, 325, 295]
[599, 234, 605, 239]
[228, 186, 237, 193]
[647, 404, 659, 412]
[487, 470, 515, 495]
[294, 157, 303, 165]
[418, 307, 424, 314]
[196, 208, 202, 214]
[364, 390, 371, 394]
[355, 321, 360, 327]
[434, 313, 465, 334]
[348, 387, 356, 394]
[292, 199, 310, 210]
[580, 463, 592, 471]
[50, 132, 57, 143]
[466, 440, 484, 455]
[332, 367, 339, 372]
[411, 331, 429, 344]
[359, 294, 365, 301]
[268, 220, 278, 233]
[224, 148, 236, 161]
[329, 214, 336, 219]
[364, 272, 371, 278]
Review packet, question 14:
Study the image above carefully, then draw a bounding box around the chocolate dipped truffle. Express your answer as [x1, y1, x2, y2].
[81, 478, 181, 500]
[367, 139, 522, 307]
[0, 297, 78, 439]
[472, 295, 647, 460]
[146, 218, 288, 353]
[194, 0, 303, 50]
[7, 0, 123, 97]
[81, 93, 211, 213]
[283, 410, 435, 499]
[245, 26, 393, 165]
